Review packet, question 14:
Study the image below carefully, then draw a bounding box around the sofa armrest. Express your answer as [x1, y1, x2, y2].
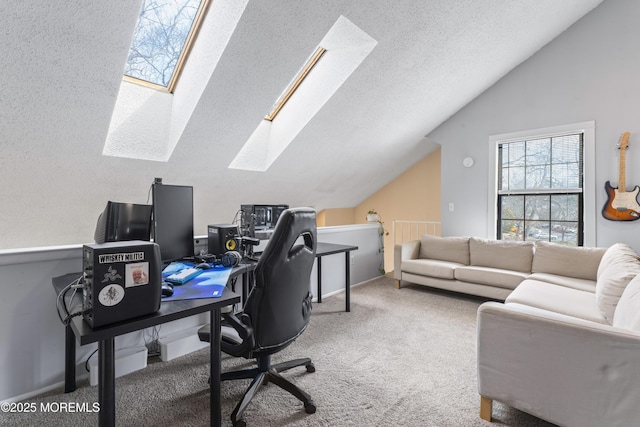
[477, 302, 640, 427]
[393, 240, 420, 280]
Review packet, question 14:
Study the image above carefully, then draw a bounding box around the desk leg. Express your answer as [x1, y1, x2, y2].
[345, 252, 351, 312]
[64, 324, 76, 393]
[316, 257, 322, 303]
[210, 309, 222, 427]
[98, 337, 115, 427]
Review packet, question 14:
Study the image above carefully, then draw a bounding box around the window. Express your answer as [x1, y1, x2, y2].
[123, 0, 210, 93]
[489, 122, 595, 247]
[498, 133, 583, 245]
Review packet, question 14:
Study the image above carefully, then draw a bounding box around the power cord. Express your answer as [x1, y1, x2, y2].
[56, 275, 91, 326]
[145, 326, 162, 357]
[84, 348, 98, 373]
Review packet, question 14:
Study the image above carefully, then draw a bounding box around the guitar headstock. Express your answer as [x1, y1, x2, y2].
[617, 132, 630, 151]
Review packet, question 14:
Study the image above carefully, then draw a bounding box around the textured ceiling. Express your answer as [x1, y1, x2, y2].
[0, 0, 604, 247]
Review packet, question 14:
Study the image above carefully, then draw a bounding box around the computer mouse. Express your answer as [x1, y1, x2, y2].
[195, 262, 212, 270]
[161, 282, 174, 297]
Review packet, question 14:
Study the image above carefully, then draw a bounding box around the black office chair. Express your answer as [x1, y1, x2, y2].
[198, 207, 318, 427]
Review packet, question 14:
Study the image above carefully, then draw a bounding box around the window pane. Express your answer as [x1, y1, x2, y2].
[550, 194, 579, 221]
[551, 162, 580, 188]
[124, 0, 204, 87]
[526, 164, 551, 189]
[501, 219, 523, 241]
[501, 195, 524, 219]
[525, 195, 550, 220]
[552, 135, 580, 163]
[507, 141, 525, 167]
[551, 221, 578, 246]
[526, 138, 551, 166]
[507, 166, 525, 190]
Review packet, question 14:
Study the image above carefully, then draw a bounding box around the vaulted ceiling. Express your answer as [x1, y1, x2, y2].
[0, 0, 604, 247]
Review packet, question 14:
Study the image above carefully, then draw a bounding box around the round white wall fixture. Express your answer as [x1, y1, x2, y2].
[463, 157, 474, 168]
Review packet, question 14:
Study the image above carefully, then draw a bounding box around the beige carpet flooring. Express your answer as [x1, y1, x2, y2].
[1, 276, 556, 426]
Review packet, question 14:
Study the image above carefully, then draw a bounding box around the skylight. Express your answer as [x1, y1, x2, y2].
[124, 0, 210, 93]
[229, 16, 378, 172]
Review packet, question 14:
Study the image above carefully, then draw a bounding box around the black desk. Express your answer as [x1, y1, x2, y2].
[315, 242, 359, 312]
[53, 273, 241, 427]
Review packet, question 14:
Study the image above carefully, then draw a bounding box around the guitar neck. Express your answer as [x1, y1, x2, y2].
[619, 147, 627, 192]
[617, 132, 630, 193]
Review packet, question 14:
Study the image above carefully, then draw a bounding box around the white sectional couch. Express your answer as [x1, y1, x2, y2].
[393, 235, 606, 300]
[394, 236, 640, 426]
[478, 242, 640, 427]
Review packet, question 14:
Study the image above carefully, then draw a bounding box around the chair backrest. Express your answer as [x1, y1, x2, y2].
[244, 207, 317, 352]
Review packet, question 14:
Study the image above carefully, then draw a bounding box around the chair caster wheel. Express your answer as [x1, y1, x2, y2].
[233, 418, 246, 427]
[306, 363, 315, 373]
[304, 401, 317, 414]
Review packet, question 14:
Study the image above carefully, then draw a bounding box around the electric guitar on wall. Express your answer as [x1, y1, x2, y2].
[602, 132, 640, 221]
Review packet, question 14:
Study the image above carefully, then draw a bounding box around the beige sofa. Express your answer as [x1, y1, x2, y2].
[394, 235, 640, 426]
[393, 235, 606, 300]
[477, 242, 640, 426]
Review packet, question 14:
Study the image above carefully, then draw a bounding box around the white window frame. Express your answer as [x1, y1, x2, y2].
[488, 121, 596, 247]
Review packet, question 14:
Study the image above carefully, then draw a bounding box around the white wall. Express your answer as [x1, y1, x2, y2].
[0, 225, 380, 401]
[427, 0, 640, 252]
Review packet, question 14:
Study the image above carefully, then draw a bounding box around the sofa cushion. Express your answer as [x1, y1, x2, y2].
[401, 259, 461, 280]
[505, 279, 607, 324]
[613, 274, 640, 332]
[469, 237, 533, 273]
[532, 241, 606, 281]
[595, 243, 640, 323]
[527, 272, 596, 293]
[419, 235, 470, 265]
[454, 266, 527, 290]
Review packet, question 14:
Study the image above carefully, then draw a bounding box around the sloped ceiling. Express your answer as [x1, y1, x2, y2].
[0, 0, 603, 248]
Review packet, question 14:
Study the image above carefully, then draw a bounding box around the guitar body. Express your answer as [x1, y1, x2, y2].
[602, 181, 640, 221]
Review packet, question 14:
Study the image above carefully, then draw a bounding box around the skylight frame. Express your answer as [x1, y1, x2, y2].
[265, 47, 327, 121]
[123, 0, 212, 93]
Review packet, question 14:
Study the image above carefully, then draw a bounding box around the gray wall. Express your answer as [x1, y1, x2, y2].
[428, 0, 640, 252]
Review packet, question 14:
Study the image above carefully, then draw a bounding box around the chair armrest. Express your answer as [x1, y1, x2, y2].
[393, 240, 420, 280]
[477, 302, 640, 427]
[220, 312, 255, 355]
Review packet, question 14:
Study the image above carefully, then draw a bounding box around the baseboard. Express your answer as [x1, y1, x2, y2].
[88, 346, 148, 386]
[317, 275, 382, 301]
[159, 325, 209, 362]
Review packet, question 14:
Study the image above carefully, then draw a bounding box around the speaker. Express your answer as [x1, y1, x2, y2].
[208, 224, 239, 256]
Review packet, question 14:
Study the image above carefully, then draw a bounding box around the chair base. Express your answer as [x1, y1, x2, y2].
[222, 355, 316, 427]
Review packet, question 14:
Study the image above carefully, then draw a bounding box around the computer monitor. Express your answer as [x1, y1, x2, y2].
[152, 183, 194, 262]
[94, 201, 152, 244]
[240, 204, 289, 237]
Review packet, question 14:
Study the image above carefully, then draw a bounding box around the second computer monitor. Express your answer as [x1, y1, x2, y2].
[152, 183, 194, 262]
[240, 204, 288, 237]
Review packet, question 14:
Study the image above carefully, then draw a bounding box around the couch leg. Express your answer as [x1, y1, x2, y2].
[395, 280, 402, 289]
[480, 396, 492, 421]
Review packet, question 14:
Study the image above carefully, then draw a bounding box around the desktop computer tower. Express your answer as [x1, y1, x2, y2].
[208, 224, 239, 256]
[82, 241, 162, 328]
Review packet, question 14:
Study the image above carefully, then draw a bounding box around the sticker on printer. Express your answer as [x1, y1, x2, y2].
[98, 284, 124, 307]
[126, 262, 149, 288]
